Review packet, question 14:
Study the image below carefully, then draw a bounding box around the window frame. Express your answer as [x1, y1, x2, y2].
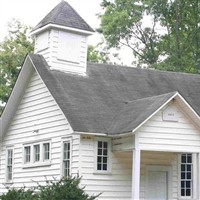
[178, 153, 197, 199]
[23, 141, 51, 168]
[6, 147, 14, 182]
[94, 137, 112, 174]
[61, 138, 72, 177]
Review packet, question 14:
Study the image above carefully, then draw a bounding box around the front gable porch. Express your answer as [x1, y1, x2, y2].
[111, 94, 200, 200]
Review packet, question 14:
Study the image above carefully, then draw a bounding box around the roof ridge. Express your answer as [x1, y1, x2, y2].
[88, 63, 200, 77]
[124, 91, 178, 104]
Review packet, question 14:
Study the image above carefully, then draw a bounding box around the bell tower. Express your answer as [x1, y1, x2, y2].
[31, 1, 94, 75]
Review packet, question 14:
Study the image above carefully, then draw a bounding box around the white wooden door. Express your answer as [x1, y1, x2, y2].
[146, 170, 168, 200]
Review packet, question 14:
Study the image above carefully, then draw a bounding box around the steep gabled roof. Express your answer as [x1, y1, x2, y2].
[28, 54, 200, 135]
[32, 1, 94, 33]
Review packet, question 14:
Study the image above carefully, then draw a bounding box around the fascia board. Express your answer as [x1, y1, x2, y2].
[0, 56, 34, 139]
[132, 92, 200, 134]
[131, 92, 179, 134]
[31, 24, 94, 36]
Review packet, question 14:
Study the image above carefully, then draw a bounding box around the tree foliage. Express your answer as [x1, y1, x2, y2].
[99, 0, 200, 73]
[0, 177, 99, 200]
[87, 44, 110, 63]
[0, 19, 34, 112]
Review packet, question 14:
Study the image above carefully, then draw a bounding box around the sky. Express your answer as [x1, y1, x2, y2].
[0, 0, 102, 42]
[0, 0, 133, 65]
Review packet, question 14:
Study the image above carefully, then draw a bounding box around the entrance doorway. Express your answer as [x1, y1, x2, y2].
[146, 166, 171, 200]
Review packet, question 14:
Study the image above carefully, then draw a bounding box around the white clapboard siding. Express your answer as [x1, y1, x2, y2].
[35, 29, 88, 74]
[80, 136, 132, 200]
[112, 135, 134, 151]
[140, 151, 178, 200]
[138, 102, 200, 152]
[0, 70, 80, 193]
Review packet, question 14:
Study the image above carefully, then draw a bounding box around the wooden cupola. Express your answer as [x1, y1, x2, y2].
[31, 0, 94, 75]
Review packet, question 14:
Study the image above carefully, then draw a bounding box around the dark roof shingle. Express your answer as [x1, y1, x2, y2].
[29, 54, 200, 134]
[32, 1, 94, 32]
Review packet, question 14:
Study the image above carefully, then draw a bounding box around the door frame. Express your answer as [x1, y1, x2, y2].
[146, 165, 172, 200]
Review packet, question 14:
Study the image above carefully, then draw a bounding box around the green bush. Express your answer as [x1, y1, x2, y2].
[0, 177, 99, 200]
[0, 187, 37, 200]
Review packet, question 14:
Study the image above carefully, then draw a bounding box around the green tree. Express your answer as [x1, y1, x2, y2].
[87, 44, 110, 63]
[98, 0, 161, 67]
[0, 19, 34, 113]
[149, 0, 200, 73]
[99, 0, 200, 73]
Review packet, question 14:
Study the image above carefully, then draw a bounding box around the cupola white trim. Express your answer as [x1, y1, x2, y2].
[31, 23, 94, 37]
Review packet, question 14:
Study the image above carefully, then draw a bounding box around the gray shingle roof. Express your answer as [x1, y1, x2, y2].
[32, 1, 94, 32]
[107, 92, 177, 134]
[29, 54, 200, 134]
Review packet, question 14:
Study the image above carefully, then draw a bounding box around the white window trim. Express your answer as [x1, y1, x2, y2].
[5, 147, 14, 183]
[178, 153, 197, 199]
[22, 140, 51, 168]
[61, 137, 72, 177]
[94, 137, 112, 174]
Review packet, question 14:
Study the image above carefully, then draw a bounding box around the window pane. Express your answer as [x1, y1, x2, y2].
[186, 189, 191, 196]
[34, 145, 40, 162]
[98, 141, 102, 148]
[181, 181, 185, 188]
[97, 163, 101, 170]
[187, 172, 191, 179]
[187, 155, 192, 163]
[43, 143, 50, 160]
[103, 164, 107, 170]
[98, 149, 102, 155]
[181, 164, 185, 171]
[181, 172, 185, 179]
[103, 157, 107, 163]
[24, 146, 31, 163]
[187, 165, 191, 172]
[64, 161, 70, 177]
[181, 154, 186, 163]
[103, 142, 107, 148]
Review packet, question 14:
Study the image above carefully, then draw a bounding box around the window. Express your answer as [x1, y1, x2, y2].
[6, 148, 13, 182]
[23, 141, 51, 167]
[97, 141, 108, 171]
[24, 146, 31, 163]
[95, 138, 111, 173]
[43, 143, 50, 161]
[34, 144, 40, 162]
[180, 154, 193, 197]
[63, 141, 71, 177]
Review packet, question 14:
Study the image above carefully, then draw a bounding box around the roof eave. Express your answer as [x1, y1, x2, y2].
[31, 23, 94, 36]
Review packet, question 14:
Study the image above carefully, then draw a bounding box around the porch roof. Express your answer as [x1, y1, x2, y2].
[107, 92, 177, 135]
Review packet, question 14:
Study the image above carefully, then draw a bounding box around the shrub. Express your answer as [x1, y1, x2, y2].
[0, 187, 37, 200]
[0, 177, 99, 200]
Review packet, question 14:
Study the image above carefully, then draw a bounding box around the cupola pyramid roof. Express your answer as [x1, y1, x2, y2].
[32, 1, 94, 33]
